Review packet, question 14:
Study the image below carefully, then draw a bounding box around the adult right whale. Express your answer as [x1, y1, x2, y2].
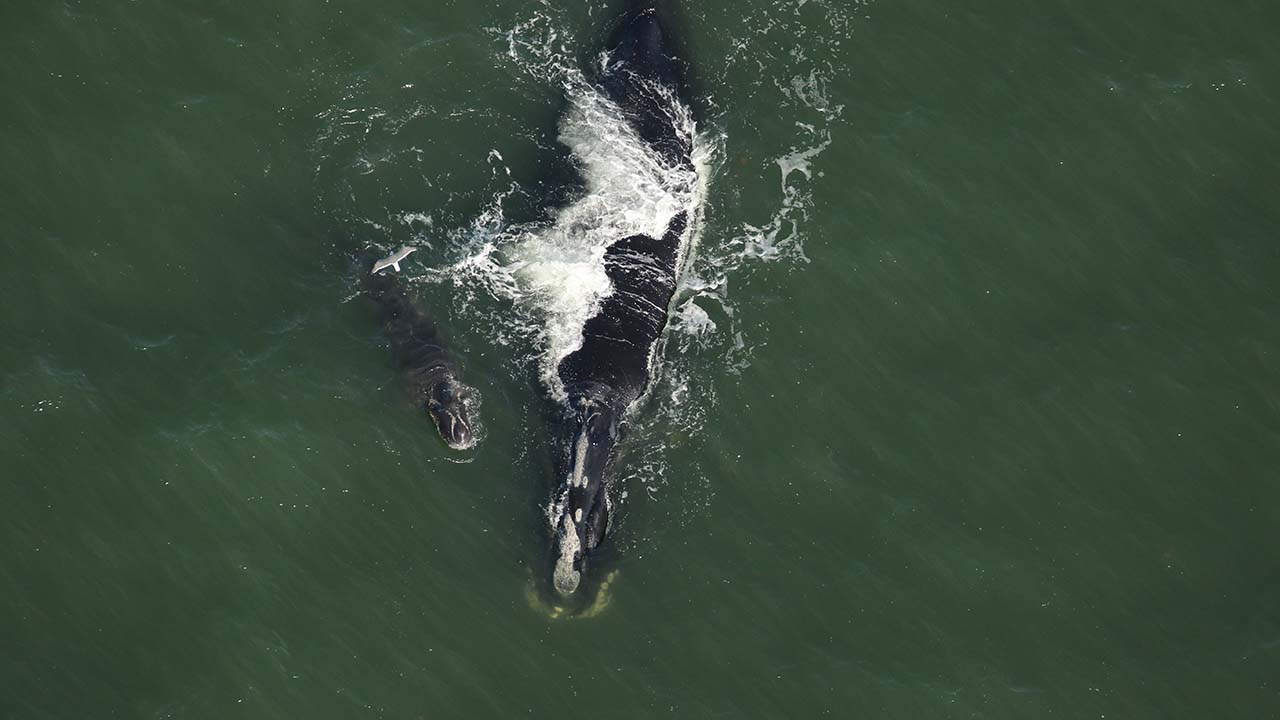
[547, 0, 698, 597]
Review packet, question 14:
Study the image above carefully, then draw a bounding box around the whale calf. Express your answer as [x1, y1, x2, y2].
[366, 258, 476, 450]
[547, 1, 699, 596]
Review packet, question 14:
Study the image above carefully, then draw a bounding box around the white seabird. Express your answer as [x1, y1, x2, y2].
[370, 246, 417, 274]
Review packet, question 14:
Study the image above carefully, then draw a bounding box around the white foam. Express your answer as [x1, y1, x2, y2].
[504, 74, 703, 398]
[777, 134, 832, 193]
[674, 301, 717, 340]
[398, 212, 433, 228]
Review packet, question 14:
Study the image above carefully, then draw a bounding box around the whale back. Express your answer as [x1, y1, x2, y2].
[557, 210, 688, 405]
[599, 4, 691, 169]
[367, 272, 450, 384]
[605, 3, 683, 88]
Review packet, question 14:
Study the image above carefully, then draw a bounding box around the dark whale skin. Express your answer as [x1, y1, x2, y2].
[366, 271, 475, 451]
[548, 0, 696, 597]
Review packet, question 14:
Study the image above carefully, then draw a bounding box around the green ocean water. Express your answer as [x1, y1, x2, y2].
[3, 0, 1279, 717]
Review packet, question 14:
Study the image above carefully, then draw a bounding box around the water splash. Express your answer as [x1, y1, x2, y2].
[314, 0, 865, 548]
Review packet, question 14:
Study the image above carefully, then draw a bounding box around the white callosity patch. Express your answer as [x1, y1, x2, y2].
[569, 423, 590, 488]
[553, 510, 582, 594]
[546, 484, 577, 594]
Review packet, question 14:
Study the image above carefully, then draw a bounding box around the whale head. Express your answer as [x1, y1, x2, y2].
[426, 378, 475, 450]
[551, 487, 611, 597]
[550, 398, 616, 596]
[552, 514, 585, 597]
